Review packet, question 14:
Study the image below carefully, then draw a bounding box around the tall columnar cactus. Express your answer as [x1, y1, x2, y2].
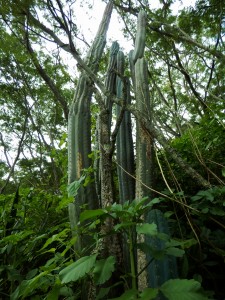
[97, 42, 126, 298]
[104, 41, 120, 128]
[116, 51, 135, 282]
[132, 10, 153, 201]
[132, 10, 146, 64]
[134, 57, 153, 200]
[116, 50, 135, 204]
[98, 41, 119, 208]
[131, 10, 178, 291]
[94, 41, 119, 208]
[67, 1, 113, 253]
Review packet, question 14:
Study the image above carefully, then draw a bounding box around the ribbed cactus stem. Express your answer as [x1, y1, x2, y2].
[146, 209, 178, 289]
[133, 10, 146, 64]
[129, 49, 136, 88]
[116, 50, 135, 285]
[67, 1, 113, 255]
[116, 51, 135, 203]
[85, 1, 113, 71]
[135, 58, 152, 200]
[68, 74, 98, 249]
[99, 41, 119, 206]
[94, 116, 101, 205]
[104, 41, 120, 114]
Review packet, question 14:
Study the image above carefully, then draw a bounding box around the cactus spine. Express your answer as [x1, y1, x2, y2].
[67, 1, 113, 253]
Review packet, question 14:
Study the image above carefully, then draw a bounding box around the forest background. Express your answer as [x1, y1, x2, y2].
[0, 0, 225, 299]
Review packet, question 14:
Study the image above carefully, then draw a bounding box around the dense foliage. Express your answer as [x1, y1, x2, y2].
[0, 0, 224, 299]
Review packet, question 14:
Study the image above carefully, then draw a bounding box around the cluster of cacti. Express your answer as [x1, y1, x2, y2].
[67, 1, 113, 252]
[67, 2, 178, 293]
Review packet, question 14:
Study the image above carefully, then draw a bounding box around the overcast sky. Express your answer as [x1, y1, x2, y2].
[73, 0, 196, 52]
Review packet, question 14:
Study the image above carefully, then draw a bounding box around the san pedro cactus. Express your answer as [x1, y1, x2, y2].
[94, 42, 119, 207]
[67, 1, 113, 253]
[116, 50, 135, 204]
[132, 10, 146, 64]
[135, 57, 153, 200]
[145, 209, 178, 288]
[104, 40, 120, 126]
[131, 9, 178, 291]
[98, 41, 119, 206]
[116, 50, 135, 282]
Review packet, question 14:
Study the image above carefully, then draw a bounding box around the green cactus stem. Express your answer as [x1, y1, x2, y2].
[116, 51, 136, 285]
[104, 41, 120, 128]
[99, 41, 119, 206]
[116, 51, 135, 204]
[133, 10, 146, 64]
[67, 1, 113, 254]
[129, 49, 136, 88]
[146, 209, 178, 289]
[135, 57, 153, 200]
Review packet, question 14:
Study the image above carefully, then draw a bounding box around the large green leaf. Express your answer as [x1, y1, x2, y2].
[67, 175, 85, 197]
[136, 223, 157, 236]
[140, 288, 159, 299]
[166, 247, 185, 257]
[160, 279, 209, 300]
[80, 208, 107, 222]
[38, 228, 69, 252]
[93, 256, 116, 284]
[59, 254, 97, 283]
[10, 271, 50, 300]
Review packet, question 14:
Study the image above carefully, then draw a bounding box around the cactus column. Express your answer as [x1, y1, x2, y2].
[98, 41, 119, 207]
[130, 9, 178, 292]
[67, 1, 113, 253]
[116, 50, 135, 283]
[131, 11, 154, 289]
[116, 50, 135, 204]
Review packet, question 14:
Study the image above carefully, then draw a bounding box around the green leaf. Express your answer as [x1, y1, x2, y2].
[11, 271, 49, 300]
[140, 288, 159, 299]
[138, 242, 166, 259]
[25, 268, 38, 280]
[136, 223, 157, 236]
[166, 247, 185, 257]
[93, 256, 116, 284]
[59, 254, 97, 283]
[160, 279, 208, 300]
[39, 228, 69, 252]
[80, 209, 107, 222]
[114, 222, 136, 231]
[222, 167, 225, 177]
[46, 284, 61, 300]
[67, 175, 85, 197]
[111, 203, 123, 212]
[1, 230, 34, 244]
